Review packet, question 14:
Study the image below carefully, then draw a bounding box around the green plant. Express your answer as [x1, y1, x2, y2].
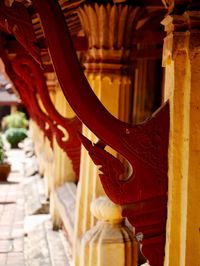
[2, 111, 28, 131]
[0, 148, 5, 164]
[5, 128, 28, 148]
[0, 134, 11, 181]
[0, 134, 7, 164]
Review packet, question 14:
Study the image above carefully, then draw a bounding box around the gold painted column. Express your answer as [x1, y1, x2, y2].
[162, 11, 200, 266]
[74, 2, 139, 251]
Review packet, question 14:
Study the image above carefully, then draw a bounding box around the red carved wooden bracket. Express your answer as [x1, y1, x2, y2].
[0, 1, 40, 63]
[79, 104, 169, 265]
[11, 53, 81, 177]
[0, 37, 51, 141]
[0, 0, 81, 177]
[33, 0, 169, 265]
[11, 55, 54, 144]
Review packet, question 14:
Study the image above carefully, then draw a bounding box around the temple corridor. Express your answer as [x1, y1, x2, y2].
[0, 1, 200, 265]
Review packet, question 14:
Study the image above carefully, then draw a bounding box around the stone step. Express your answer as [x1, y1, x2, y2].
[24, 218, 52, 266]
[24, 218, 72, 266]
[54, 182, 77, 243]
[45, 220, 72, 266]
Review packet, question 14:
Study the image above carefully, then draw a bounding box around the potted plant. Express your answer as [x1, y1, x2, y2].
[5, 127, 28, 148]
[0, 135, 11, 181]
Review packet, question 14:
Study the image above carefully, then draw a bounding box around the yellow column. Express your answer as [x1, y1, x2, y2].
[162, 12, 200, 266]
[75, 3, 137, 253]
[46, 74, 77, 228]
[52, 85, 76, 189]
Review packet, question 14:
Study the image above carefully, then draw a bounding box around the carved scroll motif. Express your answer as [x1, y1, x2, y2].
[33, 0, 169, 264]
[12, 54, 81, 176]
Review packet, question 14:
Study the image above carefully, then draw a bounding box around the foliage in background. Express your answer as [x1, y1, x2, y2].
[1, 111, 28, 131]
[5, 128, 28, 148]
[1, 111, 28, 149]
[0, 134, 7, 164]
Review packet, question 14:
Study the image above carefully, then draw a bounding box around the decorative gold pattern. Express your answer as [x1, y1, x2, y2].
[78, 4, 142, 50]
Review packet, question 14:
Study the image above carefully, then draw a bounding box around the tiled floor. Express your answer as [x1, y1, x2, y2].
[0, 149, 71, 266]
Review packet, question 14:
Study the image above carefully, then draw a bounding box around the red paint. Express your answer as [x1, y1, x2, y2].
[79, 103, 169, 266]
[12, 55, 53, 144]
[0, 1, 40, 63]
[12, 54, 81, 177]
[33, 0, 170, 264]
[0, 0, 81, 177]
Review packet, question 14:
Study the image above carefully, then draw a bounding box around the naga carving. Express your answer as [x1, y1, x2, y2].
[11, 54, 81, 177]
[32, 0, 169, 265]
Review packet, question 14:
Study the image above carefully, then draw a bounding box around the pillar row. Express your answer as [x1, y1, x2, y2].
[162, 11, 200, 266]
[74, 2, 140, 255]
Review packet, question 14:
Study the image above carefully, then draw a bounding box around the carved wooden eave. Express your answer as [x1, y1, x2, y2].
[0, 0, 170, 264]
[0, 1, 40, 63]
[0, 0, 88, 73]
[11, 53, 81, 176]
[31, 0, 170, 265]
[0, 0, 169, 67]
[0, 0, 83, 177]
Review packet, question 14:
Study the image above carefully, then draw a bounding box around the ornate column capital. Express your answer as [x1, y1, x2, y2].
[78, 3, 142, 74]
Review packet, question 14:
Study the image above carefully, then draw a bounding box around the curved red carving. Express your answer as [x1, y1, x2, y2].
[16, 79, 53, 143]
[0, 1, 40, 63]
[33, 0, 169, 265]
[12, 54, 81, 177]
[79, 103, 169, 266]
[11, 56, 53, 144]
